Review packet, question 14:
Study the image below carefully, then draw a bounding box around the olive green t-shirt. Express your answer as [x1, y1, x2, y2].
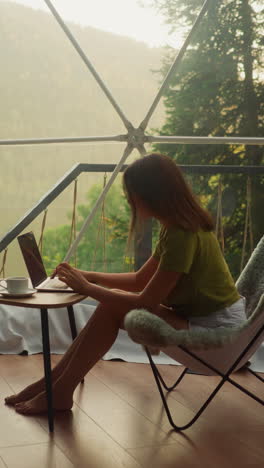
[153, 226, 240, 317]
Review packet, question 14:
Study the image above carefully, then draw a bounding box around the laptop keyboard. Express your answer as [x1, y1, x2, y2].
[44, 278, 70, 289]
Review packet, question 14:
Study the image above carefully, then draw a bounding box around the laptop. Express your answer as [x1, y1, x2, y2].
[17, 231, 73, 292]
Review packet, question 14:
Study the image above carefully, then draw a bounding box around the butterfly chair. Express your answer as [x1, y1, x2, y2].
[124, 235, 264, 431]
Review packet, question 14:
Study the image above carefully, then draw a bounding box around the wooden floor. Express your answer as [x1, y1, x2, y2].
[0, 355, 263, 468]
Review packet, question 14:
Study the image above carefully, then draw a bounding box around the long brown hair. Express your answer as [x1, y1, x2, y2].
[123, 153, 214, 237]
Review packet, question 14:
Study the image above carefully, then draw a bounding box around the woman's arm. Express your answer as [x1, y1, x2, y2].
[59, 256, 159, 292]
[57, 261, 181, 310]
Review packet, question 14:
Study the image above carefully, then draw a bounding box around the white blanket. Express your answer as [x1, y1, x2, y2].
[0, 300, 177, 365]
[0, 300, 262, 371]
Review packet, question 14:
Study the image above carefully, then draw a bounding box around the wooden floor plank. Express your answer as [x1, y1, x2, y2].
[0, 356, 142, 468]
[71, 370, 180, 449]
[0, 375, 49, 448]
[84, 360, 264, 434]
[0, 355, 263, 468]
[128, 438, 264, 468]
[89, 360, 199, 432]
[36, 407, 142, 468]
[0, 443, 74, 468]
[0, 354, 45, 394]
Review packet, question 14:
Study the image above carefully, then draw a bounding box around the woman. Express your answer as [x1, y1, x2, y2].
[5, 153, 246, 414]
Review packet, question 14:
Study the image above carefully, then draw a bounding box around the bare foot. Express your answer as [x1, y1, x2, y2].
[5, 379, 47, 406]
[4, 360, 67, 406]
[14, 389, 73, 415]
[5, 351, 78, 406]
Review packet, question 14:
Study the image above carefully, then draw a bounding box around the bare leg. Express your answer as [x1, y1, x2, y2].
[14, 302, 124, 413]
[14, 303, 188, 414]
[5, 314, 93, 405]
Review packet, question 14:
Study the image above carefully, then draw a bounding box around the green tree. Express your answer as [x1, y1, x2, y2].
[42, 183, 133, 275]
[149, 0, 264, 277]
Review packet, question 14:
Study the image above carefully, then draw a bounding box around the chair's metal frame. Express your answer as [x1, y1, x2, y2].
[145, 323, 264, 431]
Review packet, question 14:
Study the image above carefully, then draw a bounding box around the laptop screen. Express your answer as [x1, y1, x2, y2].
[18, 231, 47, 287]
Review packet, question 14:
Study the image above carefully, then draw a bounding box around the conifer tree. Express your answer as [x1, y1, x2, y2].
[151, 0, 264, 276]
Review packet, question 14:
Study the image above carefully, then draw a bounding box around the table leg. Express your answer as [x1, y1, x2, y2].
[67, 305, 78, 340]
[40, 308, 54, 433]
[67, 305, 84, 384]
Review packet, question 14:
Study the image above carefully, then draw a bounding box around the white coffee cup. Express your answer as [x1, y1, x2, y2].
[0, 277, 29, 294]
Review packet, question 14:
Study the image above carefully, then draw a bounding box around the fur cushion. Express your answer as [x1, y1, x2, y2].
[124, 295, 264, 351]
[124, 308, 242, 350]
[236, 235, 264, 317]
[124, 235, 264, 351]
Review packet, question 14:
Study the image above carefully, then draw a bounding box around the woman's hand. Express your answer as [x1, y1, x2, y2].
[55, 262, 91, 296]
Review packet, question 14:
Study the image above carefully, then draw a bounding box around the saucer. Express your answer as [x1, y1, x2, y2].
[0, 288, 37, 298]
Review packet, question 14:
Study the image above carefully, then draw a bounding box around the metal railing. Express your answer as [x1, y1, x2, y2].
[1, 162, 263, 255]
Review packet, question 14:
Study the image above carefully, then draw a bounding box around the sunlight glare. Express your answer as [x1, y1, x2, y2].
[5, 0, 184, 48]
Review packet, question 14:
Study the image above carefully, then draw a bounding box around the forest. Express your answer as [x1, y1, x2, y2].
[42, 0, 264, 279]
[1, 0, 263, 279]
[0, 1, 164, 276]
